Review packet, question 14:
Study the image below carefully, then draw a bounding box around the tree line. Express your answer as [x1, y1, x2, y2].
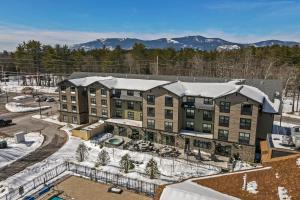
[1, 40, 300, 89]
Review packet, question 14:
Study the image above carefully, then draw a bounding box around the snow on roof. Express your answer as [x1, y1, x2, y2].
[105, 118, 142, 127]
[69, 76, 114, 86]
[179, 129, 214, 139]
[81, 121, 104, 131]
[160, 179, 239, 200]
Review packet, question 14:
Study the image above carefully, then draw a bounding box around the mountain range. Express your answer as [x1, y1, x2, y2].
[72, 35, 300, 51]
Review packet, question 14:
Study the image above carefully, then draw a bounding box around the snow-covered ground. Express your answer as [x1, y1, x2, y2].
[0, 81, 57, 94]
[246, 181, 258, 194]
[233, 161, 259, 171]
[296, 158, 300, 167]
[5, 102, 51, 113]
[282, 97, 300, 119]
[32, 114, 66, 126]
[0, 132, 44, 169]
[278, 187, 291, 200]
[12, 95, 32, 101]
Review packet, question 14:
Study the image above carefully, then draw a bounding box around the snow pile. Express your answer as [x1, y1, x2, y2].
[5, 102, 51, 113]
[278, 187, 291, 200]
[0, 132, 44, 169]
[0, 81, 57, 94]
[234, 161, 257, 171]
[296, 158, 300, 167]
[246, 181, 258, 194]
[12, 95, 32, 101]
[275, 172, 280, 179]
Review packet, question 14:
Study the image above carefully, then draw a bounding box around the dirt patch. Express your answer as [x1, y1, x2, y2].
[55, 176, 152, 200]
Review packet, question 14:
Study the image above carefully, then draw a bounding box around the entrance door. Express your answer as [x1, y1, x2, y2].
[165, 135, 175, 146]
[185, 138, 190, 150]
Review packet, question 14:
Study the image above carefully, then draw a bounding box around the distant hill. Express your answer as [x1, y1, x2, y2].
[72, 35, 300, 51]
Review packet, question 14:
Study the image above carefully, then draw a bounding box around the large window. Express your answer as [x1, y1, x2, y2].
[116, 110, 122, 118]
[101, 99, 107, 106]
[220, 101, 230, 113]
[164, 121, 173, 132]
[127, 111, 134, 120]
[204, 98, 213, 105]
[239, 132, 250, 144]
[127, 90, 134, 96]
[90, 97, 96, 105]
[218, 129, 229, 141]
[71, 105, 77, 112]
[115, 89, 121, 97]
[193, 140, 211, 149]
[145, 131, 155, 142]
[241, 104, 253, 115]
[186, 108, 195, 119]
[147, 107, 155, 117]
[186, 121, 194, 131]
[219, 116, 230, 127]
[61, 95, 67, 102]
[62, 104, 67, 111]
[165, 96, 173, 107]
[60, 86, 66, 92]
[101, 88, 107, 96]
[165, 109, 173, 119]
[102, 109, 108, 117]
[187, 96, 195, 103]
[147, 119, 155, 129]
[203, 110, 212, 121]
[147, 95, 155, 105]
[202, 123, 212, 133]
[115, 100, 122, 108]
[91, 108, 97, 115]
[89, 87, 96, 95]
[71, 96, 76, 103]
[240, 118, 251, 130]
[127, 101, 134, 110]
[70, 86, 76, 93]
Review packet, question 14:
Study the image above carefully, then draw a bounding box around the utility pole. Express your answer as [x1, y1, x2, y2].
[156, 56, 159, 75]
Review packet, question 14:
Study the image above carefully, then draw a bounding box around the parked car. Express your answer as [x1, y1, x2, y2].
[0, 118, 12, 127]
[35, 96, 47, 102]
[46, 97, 55, 102]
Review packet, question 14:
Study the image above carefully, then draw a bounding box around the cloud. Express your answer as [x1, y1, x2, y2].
[0, 24, 299, 51]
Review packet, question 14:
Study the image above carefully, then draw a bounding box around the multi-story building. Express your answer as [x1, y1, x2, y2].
[58, 76, 281, 162]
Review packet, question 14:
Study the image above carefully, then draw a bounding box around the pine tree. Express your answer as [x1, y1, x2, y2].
[119, 153, 134, 173]
[95, 149, 110, 167]
[145, 158, 160, 179]
[76, 143, 89, 162]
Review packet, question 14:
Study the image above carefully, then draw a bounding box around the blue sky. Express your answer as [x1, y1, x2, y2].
[0, 0, 300, 50]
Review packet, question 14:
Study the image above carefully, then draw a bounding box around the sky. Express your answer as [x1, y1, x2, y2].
[0, 0, 300, 51]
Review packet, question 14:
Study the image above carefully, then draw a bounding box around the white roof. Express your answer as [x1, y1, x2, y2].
[69, 76, 114, 87]
[105, 118, 142, 127]
[160, 179, 239, 200]
[179, 130, 214, 139]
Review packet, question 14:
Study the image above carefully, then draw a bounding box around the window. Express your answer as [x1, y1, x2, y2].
[218, 129, 229, 141]
[220, 101, 230, 113]
[71, 105, 77, 112]
[165, 109, 173, 119]
[62, 104, 67, 111]
[116, 110, 122, 118]
[140, 113, 143, 121]
[241, 104, 253, 115]
[70, 86, 76, 93]
[114, 89, 121, 97]
[101, 88, 107, 96]
[147, 119, 155, 129]
[127, 90, 134, 96]
[127, 111, 134, 120]
[203, 110, 212, 121]
[165, 96, 173, 107]
[239, 132, 250, 144]
[193, 140, 211, 149]
[72, 116, 78, 124]
[61, 95, 67, 102]
[61, 86, 66, 92]
[127, 101, 134, 110]
[164, 121, 173, 132]
[101, 99, 107, 106]
[71, 96, 76, 103]
[187, 96, 195, 103]
[147, 107, 155, 117]
[204, 98, 213, 105]
[145, 131, 155, 142]
[102, 109, 108, 117]
[115, 100, 122, 108]
[90, 98, 96, 105]
[89, 87, 96, 95]
[186, 121, 194, 131]
[186, 108, 195, 119]
[147, 95, 155, 105]
[240, 118, 251, 130]
[91, 108, 97, 115]
[202, 123, 212, 133]
[63, 115, 67, 122]
[219, 116, 230, 127]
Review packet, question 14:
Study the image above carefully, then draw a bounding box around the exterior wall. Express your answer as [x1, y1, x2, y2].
[213, 93, 259, 146]
[256, 112, 274, 140]
[58, 81, 88, 124]
[142, 87, 180, 133]
[111, 99, 142, 121]
[72, 123, 105, 140]
[87, 82, 111, 123]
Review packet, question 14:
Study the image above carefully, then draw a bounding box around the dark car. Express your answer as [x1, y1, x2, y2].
[46, 97, 55, 102]
[35, 96, 47, 102]
[0, 118, 12, 127]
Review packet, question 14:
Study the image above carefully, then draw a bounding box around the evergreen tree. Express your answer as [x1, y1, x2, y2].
[76, 143, 89, 162]
[119, 153, 134, 173]
[145, 158, 160, 179]
[95, 149, 110, 167]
